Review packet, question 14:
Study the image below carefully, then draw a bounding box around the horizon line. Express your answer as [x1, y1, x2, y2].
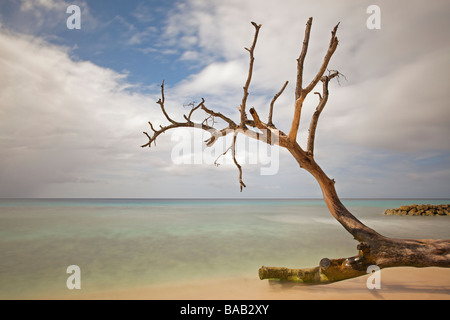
[1, 197, 449, 201]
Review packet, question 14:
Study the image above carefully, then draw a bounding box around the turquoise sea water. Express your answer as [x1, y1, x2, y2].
[0, 198, 449, 299]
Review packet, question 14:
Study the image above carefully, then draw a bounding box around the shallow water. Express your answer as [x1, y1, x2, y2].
[0, 198, 449, 299]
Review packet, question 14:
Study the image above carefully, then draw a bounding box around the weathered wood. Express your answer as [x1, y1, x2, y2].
[143, 19, 450, 284]
[240, 22, 262, 127]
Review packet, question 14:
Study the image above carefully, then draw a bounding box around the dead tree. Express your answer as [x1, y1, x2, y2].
[142, 19, 450, 283]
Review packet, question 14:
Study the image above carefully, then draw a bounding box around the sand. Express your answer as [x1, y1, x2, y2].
[52, 267, 450, 300]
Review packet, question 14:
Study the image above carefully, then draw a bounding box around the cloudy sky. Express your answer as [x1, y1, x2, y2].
[0, 0, 449, 199]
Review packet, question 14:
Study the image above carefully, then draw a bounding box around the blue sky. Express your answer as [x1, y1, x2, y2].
[0, 0, 195, 86]
[0, 0, 449, 198]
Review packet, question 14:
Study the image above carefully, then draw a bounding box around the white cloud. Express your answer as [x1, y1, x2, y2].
[179, 50, 200, 62]
[1, 0, 449, 198]
[126, 26, 159, 46]
[0, 27, 270, 198]
[157, 0, 450, 198]
[324, 47, 450, 152]
[177, 60, 246, 96]
[0, 30, 168, 197]
[20, 0, 63, 11]
[2, 0, 97, 34]
[131, 2, 155, 23]
[163, 0, 450, 154]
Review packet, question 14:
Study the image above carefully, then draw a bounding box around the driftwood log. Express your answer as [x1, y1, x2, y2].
[142, 18, 450, 283]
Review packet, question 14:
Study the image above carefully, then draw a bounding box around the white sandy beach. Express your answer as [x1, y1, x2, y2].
[51, 267, 450, 300]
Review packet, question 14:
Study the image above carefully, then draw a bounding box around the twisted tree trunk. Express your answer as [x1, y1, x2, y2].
[259, 142, 450, 283]
[142, 18, 450, 284]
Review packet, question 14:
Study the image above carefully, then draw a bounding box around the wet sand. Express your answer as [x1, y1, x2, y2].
[54, 267, 450, 300]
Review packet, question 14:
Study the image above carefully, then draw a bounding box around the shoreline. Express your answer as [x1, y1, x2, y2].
[43, 267, 450, 300]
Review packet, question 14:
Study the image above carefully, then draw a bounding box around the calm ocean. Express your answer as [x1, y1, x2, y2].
[0, 198, 449, 299]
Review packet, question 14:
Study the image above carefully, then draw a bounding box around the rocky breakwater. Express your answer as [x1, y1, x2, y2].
[384, 204, 450, 216]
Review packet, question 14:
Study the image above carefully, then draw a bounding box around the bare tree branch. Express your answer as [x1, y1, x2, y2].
[240, 22, 262, 127]
[306, 69, 344, 154]
[288, 21, 340, 143]
[303, 22, 340, 94]
[213, 144, 233, 167]
[157, 80, 178, 125]
[249, 107, 268, 131]
[142, 20, 450, 284]
[268, 80, 288, 127]
[249, 107, 288, 147]
[184, 100, 202, 122]
[211, 134, 246, 191]
[201, 103, 237, 128]
[295, 17, 313, 100]
[307, 76, 330, 155]
[141, 82, 228, 148]
[231, 133, 246, 192]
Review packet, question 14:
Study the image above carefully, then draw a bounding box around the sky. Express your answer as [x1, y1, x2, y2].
[0, 0, 449, 199]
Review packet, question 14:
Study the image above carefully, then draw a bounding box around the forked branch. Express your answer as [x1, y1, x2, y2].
[307, 70, 342, 155]
[141, 79, 254, 190]
[141, 82, 224, 148]
[289, 19, 340, 143]
[303, 22, 339, 95]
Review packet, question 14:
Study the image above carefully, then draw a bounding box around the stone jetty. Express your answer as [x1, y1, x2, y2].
[384, 204, 450, 216]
